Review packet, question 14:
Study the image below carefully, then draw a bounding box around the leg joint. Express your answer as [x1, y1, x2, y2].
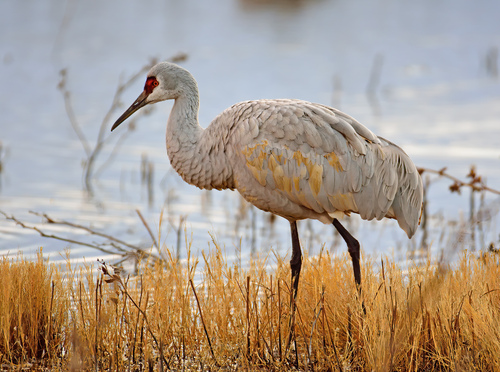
[347, 238, 360, 255]
[290, 252, 302, 267]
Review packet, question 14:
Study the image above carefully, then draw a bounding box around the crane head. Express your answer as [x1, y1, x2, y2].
[110, 76, 160, 132]
[111, 62, 195, 132]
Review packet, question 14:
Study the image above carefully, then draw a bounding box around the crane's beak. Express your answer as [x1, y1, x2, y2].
[111, 91, 149, 131]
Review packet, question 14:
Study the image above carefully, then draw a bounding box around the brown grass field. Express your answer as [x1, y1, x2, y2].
[1, 244, 499, 371]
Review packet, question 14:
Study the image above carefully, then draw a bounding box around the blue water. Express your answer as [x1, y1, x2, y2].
[1, 0, 499, 270]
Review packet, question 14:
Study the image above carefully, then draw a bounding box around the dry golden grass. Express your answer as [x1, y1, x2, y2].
[1, 245, 499, 371]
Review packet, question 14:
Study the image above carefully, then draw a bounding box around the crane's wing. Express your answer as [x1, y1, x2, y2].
[221, 99, 423, 237]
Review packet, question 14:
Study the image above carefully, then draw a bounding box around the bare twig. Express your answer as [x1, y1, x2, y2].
[29, 211, 142, 253]
[418, 165, 500, 253]
[136, 209, 158, 249]
[58, 60, 155, 194]
[170, 215, 187, 261]
[189, 279, 218, 365]
[0, 210, 163, 264]
[418, 166, 500, 195]
[1, 210, 117, 255]
[58, 53, 188, 195]
[58, 69, 91, 158]
[93, 127, 132, 180]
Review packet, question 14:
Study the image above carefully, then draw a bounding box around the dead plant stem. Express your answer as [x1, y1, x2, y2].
[189, 279, 218, 366]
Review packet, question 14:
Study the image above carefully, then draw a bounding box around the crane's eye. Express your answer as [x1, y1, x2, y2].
[144, 76, 159, 94]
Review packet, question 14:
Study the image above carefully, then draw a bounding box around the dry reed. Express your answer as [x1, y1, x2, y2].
[1, 244, 499, 371]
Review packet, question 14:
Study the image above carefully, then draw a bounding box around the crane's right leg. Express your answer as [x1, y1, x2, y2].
[332, 218, 361, 290]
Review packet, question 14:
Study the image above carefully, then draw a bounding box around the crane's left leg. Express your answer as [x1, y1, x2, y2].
[287, 220, 302, 361]
[332, 218, 361, 289]
[289, 220, 302, 300]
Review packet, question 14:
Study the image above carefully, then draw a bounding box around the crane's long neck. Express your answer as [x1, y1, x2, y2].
[166, 89, 234, 190]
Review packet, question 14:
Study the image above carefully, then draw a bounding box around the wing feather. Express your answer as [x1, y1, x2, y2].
[221, 99, 422, 236]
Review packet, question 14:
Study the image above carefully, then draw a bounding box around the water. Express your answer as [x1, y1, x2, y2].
[1, 0, 499, 270]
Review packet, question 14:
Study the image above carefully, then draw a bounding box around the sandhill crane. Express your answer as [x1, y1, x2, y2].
[111, 62, 423, 301]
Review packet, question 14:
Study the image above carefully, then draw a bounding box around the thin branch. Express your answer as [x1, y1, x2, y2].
[83, 58, 158, 193]
[1, 210, 163, 264]
[418, 166, 500, 195]
[58, 53, 188, 194]
[93, 126, 132, 180]
[58, 69, 91, 158]
[1, 210, 117, 255]
[136, 209, 158, 249]
[29, 211, 143, 252]
[190, 279, 218, 365]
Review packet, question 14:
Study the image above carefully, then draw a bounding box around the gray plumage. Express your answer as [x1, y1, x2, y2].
[111, 61, 424, 297]
[207, 99, 422, 238]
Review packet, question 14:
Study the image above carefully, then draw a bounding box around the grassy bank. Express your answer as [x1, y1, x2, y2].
[1, 247, 499, 371]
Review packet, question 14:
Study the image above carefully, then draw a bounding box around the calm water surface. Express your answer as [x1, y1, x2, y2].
[1, 0, 499, 269]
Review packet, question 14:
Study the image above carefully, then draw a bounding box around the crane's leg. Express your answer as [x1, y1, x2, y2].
[332, 218, 361, 289]
[287, 220, 302, 362]
[289, 220, 302, 300]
